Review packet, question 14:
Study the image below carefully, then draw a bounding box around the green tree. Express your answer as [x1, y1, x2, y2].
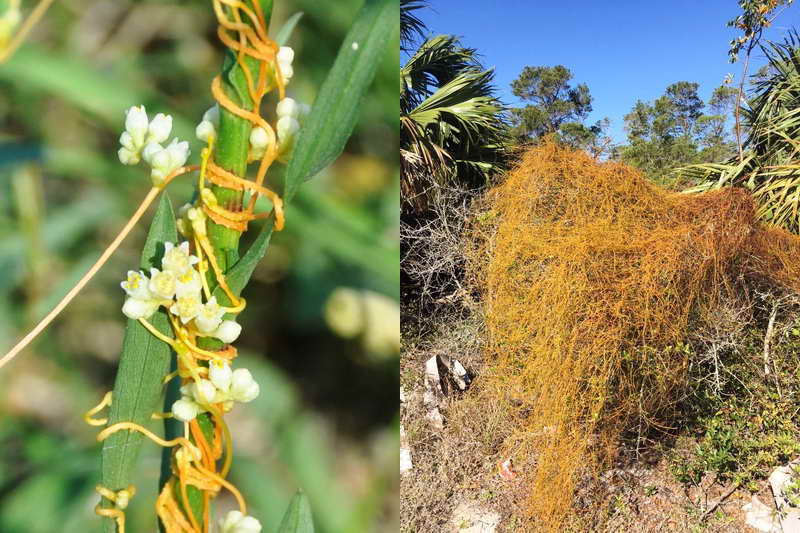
[678, 32, 800, 232]
[619, 82, 735, 184]
[510, 65, 592, 141]
[696, 85, 738, 162]
[400, 0, 507, 212]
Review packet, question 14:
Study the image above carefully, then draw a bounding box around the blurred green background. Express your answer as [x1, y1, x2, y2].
[0, 0, 399, 531]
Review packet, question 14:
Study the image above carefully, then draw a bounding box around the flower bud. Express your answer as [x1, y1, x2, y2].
[122, 297, 159, 320]
[119, 131, 136, 151]
[214, 320, 242, 344]
[192, 379, 217, 405]
[166, 139, 190, 169]
[172, 398, 201, 422]
[277, 116, 300, 142]
[147, 113, 173, 144]
[118, 147, 139, 166]
[196, 120, 216, 143]
[202, 104, 220, 126]
[124, 105, 149, 146]
[276, 97, 299, 118]
[220, 510, 262, 533]
[230, 368, 259, 403]
[277, 46, 294, 66]
[249, 126, 269, 150]
[142, 142, 164, 166]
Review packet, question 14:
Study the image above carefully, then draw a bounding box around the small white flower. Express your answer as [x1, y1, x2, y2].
[249, 126, 270, 159]
[170, 292, 203, 324]
[277, 116, 300, 142]
[124, 105, 149, 147]
[214, 320, 242, 344]
[196, 121, 216, 143]
[122, 297, 159, 320]
[119, 131, 136, 151]
[141, 142, 163, 166]
[147, 113, 173, 145]
[175, 268, 203, 297]
[203, 104, 220, 126]
[276, 97, 300, 118]
[120, 270, 152, 300]
[277, 46, 294, 85]
[229, 368, 259, 403]
[192, 378, 218, 405]
[119, 107, 180, 170]
[277, 46, 294, 65]
[148, 268, 177, 300]
[195, 296, 225, 334]
[172, 397, 202, 422]
[118, 147, 139, 166]
[277, 116, 300, 157]
[209, 358, 233, 392]
[150, 139, 190, 186]
[220, 510, 262, 533]
[196, 105, 220, 143]
[162, 241, 199, 275]
[250, 127, 269, 150]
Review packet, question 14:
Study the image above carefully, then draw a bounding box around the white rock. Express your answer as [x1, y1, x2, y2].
[743, 494, 779, 532]
[769, 460, 800, 532]
[451, 501, 501, 533]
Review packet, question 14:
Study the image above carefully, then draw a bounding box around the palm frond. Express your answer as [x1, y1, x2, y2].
[400, 0, 426, 52]
[676, 29, 800, 233]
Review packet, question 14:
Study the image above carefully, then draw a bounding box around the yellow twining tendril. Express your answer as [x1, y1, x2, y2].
[94, 484, 136, 533]
[75, 2, 287, 531]
[84, 391, 113, 426]
[0, 0, 56, 63]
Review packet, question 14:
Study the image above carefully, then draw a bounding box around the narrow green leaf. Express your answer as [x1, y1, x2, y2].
[276, 12, 304, 46]
[212, 221, 274, 301]
[100, 194, 177, 532]
[276, 490, 315, 533]
[283, 0, 398, 203]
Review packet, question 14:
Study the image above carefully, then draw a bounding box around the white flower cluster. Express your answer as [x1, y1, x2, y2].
[219, 510, 262, 533]
[171, 358, 259, 422]
[277, 46, 294, 86]
[248, 97, 309, 160]
[118, 106, 190, 186]
[120, 241, 241, 343]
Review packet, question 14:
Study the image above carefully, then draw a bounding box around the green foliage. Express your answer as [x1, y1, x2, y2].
[100, 195, 177, 532]
[620, 82, 736, 185]
[678, 32, 800, 231]
[285, 0, 398, 204]
[727, 0, 794, 62]
[509, 65, 592, 140]
[0, 0, 399, 531]
[400, 1, 507, 212]
[670, 318, 800, 491]
[277, 491, 314, 533]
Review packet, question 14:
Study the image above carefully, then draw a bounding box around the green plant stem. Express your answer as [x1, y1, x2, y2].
[176, 1, 273, 529]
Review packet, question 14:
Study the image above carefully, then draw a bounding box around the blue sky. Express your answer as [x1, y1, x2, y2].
[415, 0, 800, 143]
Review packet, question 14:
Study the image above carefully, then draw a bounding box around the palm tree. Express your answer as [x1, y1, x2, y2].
[400, 0, 507, 212]
[678, 31, 800, 233]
